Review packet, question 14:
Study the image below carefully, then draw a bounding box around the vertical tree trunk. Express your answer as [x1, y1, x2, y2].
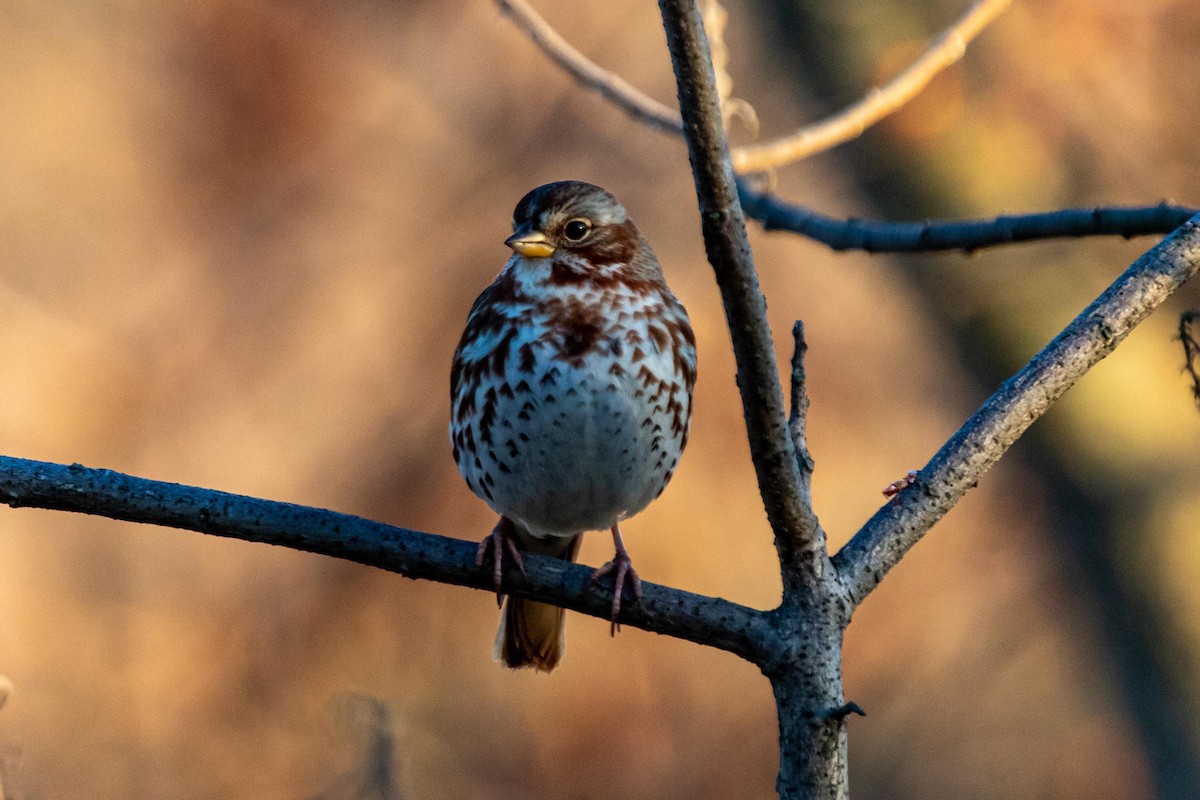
[765, 565, 854, 800]
[769, 619, 850, 800]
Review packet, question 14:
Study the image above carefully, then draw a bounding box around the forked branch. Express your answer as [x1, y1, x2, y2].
[730, 0, 1012, 172]
[498, 0, 1194, 252]
[496, 0, 1010, 172]
[834, 213, 1200, 603]
[656, 0, 824, 587]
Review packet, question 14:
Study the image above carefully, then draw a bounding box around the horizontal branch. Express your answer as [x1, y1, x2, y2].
[739, 182, 1199, 252]
[833, 212, 1200, 603]
[0, 456, 774, 664]
[730, 0, 1011, 172]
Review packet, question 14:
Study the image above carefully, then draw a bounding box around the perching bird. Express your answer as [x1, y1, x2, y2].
[450, 181, 696, 671]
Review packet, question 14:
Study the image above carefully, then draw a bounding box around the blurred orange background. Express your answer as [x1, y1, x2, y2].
[0, 0, 1197, 798]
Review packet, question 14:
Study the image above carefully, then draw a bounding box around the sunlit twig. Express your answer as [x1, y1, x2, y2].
[731, 0, 1012, 172]
[495, 0, 1009, 170]
[495, 0, 684, 135]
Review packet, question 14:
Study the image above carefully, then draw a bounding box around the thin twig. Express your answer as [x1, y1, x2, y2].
[740, 183, 1198, 252]
[1180, 311, 1200, 408]
[0, 456, 774, 664]
[834, 213, 1200, 604]
[788, 321, 816, 494]
[701, 0, 759, 137]
[495, 0, 1008, 170]
[496, 0, 1192, 253]
[731, 0, 1012, 172]
[495, 0, 684, 135]
[656, 0, 820, 587]
[824, 702, 867, 721]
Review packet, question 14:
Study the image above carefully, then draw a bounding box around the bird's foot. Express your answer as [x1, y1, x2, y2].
[476, 517, 525, 604]
[590, 525, 643, 635]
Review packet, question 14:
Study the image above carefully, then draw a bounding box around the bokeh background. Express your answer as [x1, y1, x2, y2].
[0, 0, 1197, 797]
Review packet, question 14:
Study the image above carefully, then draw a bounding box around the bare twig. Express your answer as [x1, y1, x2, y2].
[788, 321, 817, 499]
[701, 0, 759, 137]
[0, 456, 774, 664]
[824, 702, 866, 721]
[495, 0, 684, 135]
[1181, 311, 1200, 408]
[497, 0, 1192, 253]
[731, 0, 1012, 172]
[495, 0, 1008, 171]
[834, 213, 1200, 604]
[739, 183, 1198, 252]
[655, 0, 818, 583]
[657, 4, 848, 797]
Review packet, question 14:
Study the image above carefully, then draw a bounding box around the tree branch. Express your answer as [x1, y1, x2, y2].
[833, 213, 1200, 604]
[739, 183, 1199, 253]
[1181, 310, 1200, 408]
[788, 321, 817, 520]
[0, 456, 774, 663]
[656, 0, 821, 585]
[497, 0, 1196, 253]
[495, 0, 684, 135]
[730, 0, 1011, 172]
[496, 0, 1008, 173]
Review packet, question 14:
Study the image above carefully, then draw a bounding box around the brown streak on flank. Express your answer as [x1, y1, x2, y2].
[647, 326, 669, 353]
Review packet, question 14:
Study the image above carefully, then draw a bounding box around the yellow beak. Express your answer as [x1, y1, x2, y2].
[505, 229, 556, 258]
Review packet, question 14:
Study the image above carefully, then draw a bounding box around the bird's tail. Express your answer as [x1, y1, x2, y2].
[494, 528, 581, 672]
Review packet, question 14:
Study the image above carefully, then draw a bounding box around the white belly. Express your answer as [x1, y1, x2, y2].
[451, 289, 692, 539]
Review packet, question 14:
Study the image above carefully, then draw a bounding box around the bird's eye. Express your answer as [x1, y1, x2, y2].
[563, 219, 591, 242]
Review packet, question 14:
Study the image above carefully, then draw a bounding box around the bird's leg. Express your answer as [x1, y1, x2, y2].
[476, 516, 525, 605]
[589, 524, 643, 634]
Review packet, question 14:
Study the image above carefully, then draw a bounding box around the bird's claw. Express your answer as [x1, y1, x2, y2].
[590, 553, 642, 635]
[476, 519, 525, 604]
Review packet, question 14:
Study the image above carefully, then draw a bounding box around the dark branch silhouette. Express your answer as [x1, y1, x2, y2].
[739, 181, 1198, 253]
[834, 214, 1200, 603]
[0, 456, 773, 663]
[496, 0, 1196, 255]
[655, 0, 819, 581]
[1181, 311, 1200, 408]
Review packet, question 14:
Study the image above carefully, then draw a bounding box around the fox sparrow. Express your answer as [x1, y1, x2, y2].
[450, 181, 696, 671]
